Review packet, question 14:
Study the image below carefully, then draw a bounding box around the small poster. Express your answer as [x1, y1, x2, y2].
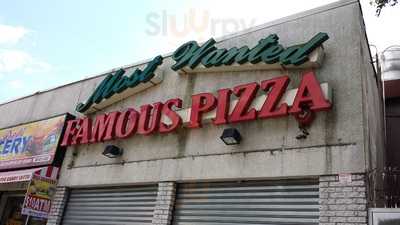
[21, 174, 57, 218]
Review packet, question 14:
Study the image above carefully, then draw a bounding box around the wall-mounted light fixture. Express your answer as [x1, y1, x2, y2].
[102, 145, 123, 158]
[220, 128, 242, 145]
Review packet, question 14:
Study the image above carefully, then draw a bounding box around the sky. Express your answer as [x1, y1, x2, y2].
[0, 0, 398, 103]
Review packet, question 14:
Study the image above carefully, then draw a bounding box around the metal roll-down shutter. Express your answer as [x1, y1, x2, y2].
[62, 185, 157, 225]
[173, 180, 319, 225]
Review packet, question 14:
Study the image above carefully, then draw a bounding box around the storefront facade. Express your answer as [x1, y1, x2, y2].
[0, 1, 385, 225]
[0, 115, 69, 225]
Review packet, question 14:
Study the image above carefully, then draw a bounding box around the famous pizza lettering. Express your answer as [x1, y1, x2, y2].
[61, 71, 331, 146]
[258, 76, 290, 118]
[228, 82, 259, 123]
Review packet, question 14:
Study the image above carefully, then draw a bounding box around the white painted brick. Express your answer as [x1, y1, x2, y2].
[347, 216, 367, 223]
[330, 217, 347, 223]
[320, 216, 329, 222]
[152, 182, 176, 225]
[319, 173, 368, 225]
[320, 176, 338, 182]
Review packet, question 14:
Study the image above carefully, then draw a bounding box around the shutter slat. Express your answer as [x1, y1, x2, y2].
[62, 185, 157, 225]
[177, 191, 318, 198]
[173, 180, 319, 225]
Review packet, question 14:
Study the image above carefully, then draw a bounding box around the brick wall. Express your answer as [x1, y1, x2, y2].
[46, 187, 69, 225]
[319, 174, 368, 225]
[152, 182, 176, 225]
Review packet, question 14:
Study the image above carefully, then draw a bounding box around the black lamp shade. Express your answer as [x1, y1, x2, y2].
[102, 145, 123, 158]
[220, 128, 242, 145]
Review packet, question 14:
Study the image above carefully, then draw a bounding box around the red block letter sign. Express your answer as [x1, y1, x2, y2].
[61, 119, 79, 146]
[90, 111, 120, 142]
[229, 82, 259, 123]
[115, 108, 139, 138]
[213, 88, 232, 125]
[73, 118, 91, 145]
[159, 98, 183, 133]
[258, 76, 290, 119]
[138, 102, 164, 135]
[188, 93, 217, 128]
[289, 71, 331, 115]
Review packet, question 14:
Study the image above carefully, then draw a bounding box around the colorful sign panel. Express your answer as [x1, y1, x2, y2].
[0, 115, 66, 170]
[22, 174, 57, 218]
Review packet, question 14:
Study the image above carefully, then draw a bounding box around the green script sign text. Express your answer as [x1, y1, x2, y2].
[76, 55, 163, 113]
[171, 32, 329, 70]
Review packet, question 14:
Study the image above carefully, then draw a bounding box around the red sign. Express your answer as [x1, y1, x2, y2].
[61, 71, 332, 146]
[23, 196, 51, 216]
